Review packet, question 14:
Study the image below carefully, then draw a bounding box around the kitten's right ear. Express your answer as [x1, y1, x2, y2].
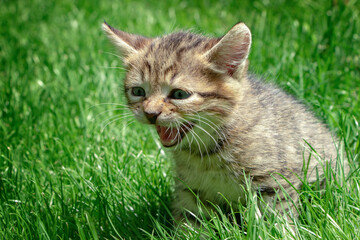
[102, 21, 151, 57]
[204, 22, 251, 77]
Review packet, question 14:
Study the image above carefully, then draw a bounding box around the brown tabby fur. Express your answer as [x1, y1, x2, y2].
[102, 21, 348, 223]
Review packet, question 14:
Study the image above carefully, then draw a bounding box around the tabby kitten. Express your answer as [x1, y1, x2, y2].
[103, 22, 346, 223]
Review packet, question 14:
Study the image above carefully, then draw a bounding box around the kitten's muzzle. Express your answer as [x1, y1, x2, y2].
[145, 111, 160, 124]
[156, 121, 195, 147]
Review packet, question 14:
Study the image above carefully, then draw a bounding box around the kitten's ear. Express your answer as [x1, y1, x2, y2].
[102, 21, 151, 57]
[205, 22, 251, 76]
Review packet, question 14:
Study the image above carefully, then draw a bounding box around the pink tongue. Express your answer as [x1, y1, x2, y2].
[156, 126, 178, 145]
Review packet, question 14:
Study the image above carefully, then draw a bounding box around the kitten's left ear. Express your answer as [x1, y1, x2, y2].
[205, 22, 251, 76]
[102, 21, 151, 57]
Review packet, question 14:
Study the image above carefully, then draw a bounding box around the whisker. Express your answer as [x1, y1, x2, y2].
[126, 119, 136, 127]
[189, 118, 219, 147]
[177, 119, 201, 156]
[173, 123, 181, 148]
[100, 50, 123, 59]
[126, 61, 141, 72]
[93, 108, 130, 119]
[88, 102, 129, 110]
[184, 123, 203, 161]
[101, 113, 133, 124]
[179, 116, 210, 161]
[101, 114, 133, 132]
[187, 114, 228, 146]
[178, 121, 194, 161]
[101, 66, 127, 71]
[185, 109, 229, 140]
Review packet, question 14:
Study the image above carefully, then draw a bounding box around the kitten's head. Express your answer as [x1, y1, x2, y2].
[103, 22, 251, 149]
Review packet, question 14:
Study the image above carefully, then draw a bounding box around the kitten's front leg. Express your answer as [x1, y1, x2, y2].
[172, 186, 202, 225]
[172, 186, 215, 239]
[259, 186, 300, 220]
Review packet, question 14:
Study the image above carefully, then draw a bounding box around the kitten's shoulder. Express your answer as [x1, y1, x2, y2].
[246, 74, 302, 106]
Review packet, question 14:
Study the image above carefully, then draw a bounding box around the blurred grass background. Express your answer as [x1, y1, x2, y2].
[1, 0, 359, 239]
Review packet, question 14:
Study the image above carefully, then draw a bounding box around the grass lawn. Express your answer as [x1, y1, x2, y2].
[1, 0, 359, 239]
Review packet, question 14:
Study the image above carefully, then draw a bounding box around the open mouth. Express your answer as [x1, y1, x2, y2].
[155, 122, 194, 147]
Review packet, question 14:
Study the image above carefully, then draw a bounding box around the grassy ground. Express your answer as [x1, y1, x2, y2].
[1, 0, 359, 239]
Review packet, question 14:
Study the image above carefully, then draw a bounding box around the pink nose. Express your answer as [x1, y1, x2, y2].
[144, 111, 160, 124]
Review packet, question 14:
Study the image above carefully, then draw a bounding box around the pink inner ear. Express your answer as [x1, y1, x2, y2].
[218, 34, 250, 76]
[226, 63, 238, 75]
[224, 46, 248, 75]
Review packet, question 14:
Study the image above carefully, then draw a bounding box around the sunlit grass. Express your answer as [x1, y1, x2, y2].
[1, 0, 359, 239]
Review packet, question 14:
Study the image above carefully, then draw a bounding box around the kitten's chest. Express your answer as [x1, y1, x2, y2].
[174, 152, 245, 204]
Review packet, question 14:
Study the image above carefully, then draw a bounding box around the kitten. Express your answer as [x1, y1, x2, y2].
[102, 21, 348, 223]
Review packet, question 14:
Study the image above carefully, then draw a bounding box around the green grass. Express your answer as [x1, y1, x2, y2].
[1, 0, 359, 239]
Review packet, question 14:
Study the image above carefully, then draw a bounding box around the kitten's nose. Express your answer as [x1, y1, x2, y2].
[145, 111, 160, 124]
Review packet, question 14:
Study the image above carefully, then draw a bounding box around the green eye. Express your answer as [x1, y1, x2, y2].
[170, 89, 191, 99]
[131, 87, 145, 97]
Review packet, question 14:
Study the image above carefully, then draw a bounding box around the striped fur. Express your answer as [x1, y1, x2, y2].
[103, 22, 348, 224]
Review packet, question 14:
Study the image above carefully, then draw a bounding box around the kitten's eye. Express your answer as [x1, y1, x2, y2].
[131, 87, 145, 97]
[169, 89, 191, 100]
